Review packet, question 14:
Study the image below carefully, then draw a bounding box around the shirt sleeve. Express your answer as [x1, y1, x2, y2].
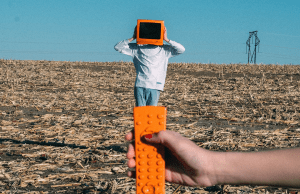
[114, 39, 137, 57]
[164, 40, 185, 58]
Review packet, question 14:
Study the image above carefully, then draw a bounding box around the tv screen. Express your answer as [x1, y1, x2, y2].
[139, 22, 161, 40]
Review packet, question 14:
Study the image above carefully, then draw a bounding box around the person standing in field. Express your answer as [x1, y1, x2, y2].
[114, 26, 185, 106]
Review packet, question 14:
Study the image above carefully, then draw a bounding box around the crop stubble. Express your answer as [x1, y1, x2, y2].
[1, 59, 300, 193]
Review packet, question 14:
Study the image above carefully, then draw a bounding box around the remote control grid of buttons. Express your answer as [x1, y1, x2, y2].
[134, 106, 166, 194]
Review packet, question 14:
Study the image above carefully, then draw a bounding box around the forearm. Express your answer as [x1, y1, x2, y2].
[212, 148, 300, 187]
[114, 39, 129, 52]
[168, 40, 185, 55]
[114, 39, 136, 56]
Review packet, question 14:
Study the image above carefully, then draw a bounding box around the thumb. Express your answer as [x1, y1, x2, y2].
[142, 130, 181, 149]
[142, 130, 202, 158]
[142, 132, 162, 144]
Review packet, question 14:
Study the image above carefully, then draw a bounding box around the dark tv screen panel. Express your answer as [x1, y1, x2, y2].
[139, 22, 161, 39]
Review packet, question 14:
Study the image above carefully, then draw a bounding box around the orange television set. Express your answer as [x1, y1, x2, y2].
[136, 19, 164, 46]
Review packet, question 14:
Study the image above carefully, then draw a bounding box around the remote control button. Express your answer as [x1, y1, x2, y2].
[138, 168, 146, 173]
[147, 175, 154, 179]
[147, 160, 155, 166]
[138, 175, 145, 180]
[136, 121, 142, 125]
[157, 168, 164, 172]
[157, 175, 163, 179]
[157, 114, 164, 119]
[145, 128, 153, 133]
[142, 185, 154, 193]
[147, 168, 155, 172]
[157, 160, 163, 166]
[146, 182, 154, 186]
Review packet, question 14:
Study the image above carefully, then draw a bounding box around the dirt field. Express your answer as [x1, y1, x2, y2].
[1, 59, 300, 193]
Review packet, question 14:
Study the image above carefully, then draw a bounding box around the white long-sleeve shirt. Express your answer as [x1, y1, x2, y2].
[114, 39, 185, 91]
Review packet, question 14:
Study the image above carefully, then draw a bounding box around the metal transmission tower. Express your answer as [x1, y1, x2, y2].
[246, 31, 260, 64]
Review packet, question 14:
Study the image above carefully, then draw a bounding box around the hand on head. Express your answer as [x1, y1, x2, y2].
[163, 27, 170, 42]
[133, 26, 137, 39]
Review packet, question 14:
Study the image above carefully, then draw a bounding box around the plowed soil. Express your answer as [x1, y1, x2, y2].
[1, 60, 300, 193]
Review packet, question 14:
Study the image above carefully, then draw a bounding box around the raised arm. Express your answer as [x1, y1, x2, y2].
[114, 26, 137, 56]
[163, 27, 185, 57]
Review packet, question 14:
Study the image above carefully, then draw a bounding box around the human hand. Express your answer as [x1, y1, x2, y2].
[133, 26, 137, 39]
[163, 27, 170, 43]
[128, 26, 137, 42]
[125, 130, 217, 187]
[126, 129, 300, 188]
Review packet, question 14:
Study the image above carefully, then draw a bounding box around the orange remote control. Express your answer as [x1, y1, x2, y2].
[134, 106, 166, 194]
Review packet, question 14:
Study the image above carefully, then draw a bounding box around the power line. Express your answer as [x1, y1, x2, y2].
[263, 44, 300, 51]
[261, 32, 300, 38]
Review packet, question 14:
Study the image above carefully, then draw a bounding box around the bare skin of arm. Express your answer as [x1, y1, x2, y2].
[125, 130, 300, 188]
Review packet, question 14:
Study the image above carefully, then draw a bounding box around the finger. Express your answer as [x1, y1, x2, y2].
[127, 170, 136, 178]
[126, 143, 135, 159]
[143, 130, 189, 152]
[141, 130, 166, 144]
[146, 131, 205, 168]
[125, 130, 134, 141]
[127, 158, 136, 168]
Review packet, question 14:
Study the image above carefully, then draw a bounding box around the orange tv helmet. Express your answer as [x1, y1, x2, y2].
[136, 19, 164, 46]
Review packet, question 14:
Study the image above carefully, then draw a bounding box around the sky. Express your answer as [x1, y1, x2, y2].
[0, 0, 300, 65]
